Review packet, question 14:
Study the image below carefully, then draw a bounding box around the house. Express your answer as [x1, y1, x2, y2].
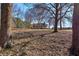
[31, 23, 47, 29]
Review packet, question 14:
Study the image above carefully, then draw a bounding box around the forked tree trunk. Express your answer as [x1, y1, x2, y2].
[72, 3, 79, 55]
[0, 3, 11, 48]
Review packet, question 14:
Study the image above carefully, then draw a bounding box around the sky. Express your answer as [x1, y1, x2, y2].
[12, 3, 33, 21]
[12, 3, 72, 28]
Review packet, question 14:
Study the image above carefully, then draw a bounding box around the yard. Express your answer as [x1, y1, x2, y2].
[0, 29, 72, 56]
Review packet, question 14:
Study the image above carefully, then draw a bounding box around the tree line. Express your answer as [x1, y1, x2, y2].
[13, 3, 73, 31]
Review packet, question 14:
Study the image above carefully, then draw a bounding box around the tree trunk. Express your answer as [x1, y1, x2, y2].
[60, 19, 62, 30]
[0, 3, 1, 29]
[54, 19, 58, 32]
[0, 3, 11, 48]
[53, 3, 59, 32]
[48, 23, 51, 29]
[59, 6, 62, 30]
[72, 3, 79, 55]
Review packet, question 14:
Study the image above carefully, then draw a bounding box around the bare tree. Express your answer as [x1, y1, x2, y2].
[25, 4, 47, 24]
[49, 3, 73, 32]
[35, 3, 72, 31]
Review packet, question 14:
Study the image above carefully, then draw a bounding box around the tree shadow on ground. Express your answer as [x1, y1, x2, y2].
[11, 31, 55, 39]
[69, 47, 78, 56]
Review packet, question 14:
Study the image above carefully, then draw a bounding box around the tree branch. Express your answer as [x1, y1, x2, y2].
[58, 4, 72, 20]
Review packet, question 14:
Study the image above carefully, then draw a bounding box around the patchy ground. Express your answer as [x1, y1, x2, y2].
[0, 29, 72, 56]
